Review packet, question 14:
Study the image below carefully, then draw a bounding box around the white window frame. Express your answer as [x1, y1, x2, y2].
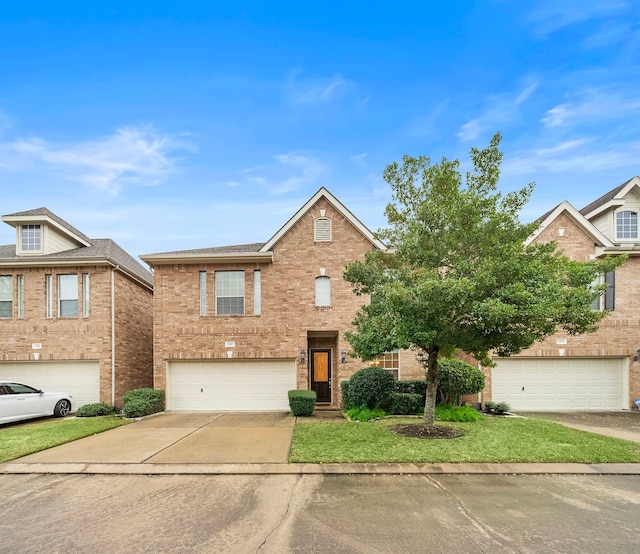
[199, 271, 207, 316]
[314, 218, 332, 242]
[0, 275, 12, 318]
[20, 224, 42, 253]
[17, 275, 24, 318]
[253, 270, 261, 315]
[615, 210, 638, 240]
[370, 350, 400, 379]
[215, 271, 245, 315]
[82, 273, 90, 317]
[45, 274, 52, 318]
[58, 274, 78, 318]
[315, 276, 331, 307]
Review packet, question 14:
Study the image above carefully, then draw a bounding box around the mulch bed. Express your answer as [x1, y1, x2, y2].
[391, 424, 464, 439]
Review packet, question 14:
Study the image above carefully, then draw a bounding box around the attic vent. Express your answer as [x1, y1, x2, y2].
[314, 218, 332, 242]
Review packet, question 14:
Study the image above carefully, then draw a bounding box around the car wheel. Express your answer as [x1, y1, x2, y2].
[54, 399, 72, 417]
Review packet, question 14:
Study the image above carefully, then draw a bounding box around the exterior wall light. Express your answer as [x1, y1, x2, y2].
[341, 349, 347, 363]
[300, 350, 306, 364]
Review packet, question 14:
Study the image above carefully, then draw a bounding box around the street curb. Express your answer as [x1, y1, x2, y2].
[2, 462, 640, 476]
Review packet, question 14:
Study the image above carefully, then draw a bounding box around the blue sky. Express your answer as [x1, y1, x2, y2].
[1, 1, 639, 262]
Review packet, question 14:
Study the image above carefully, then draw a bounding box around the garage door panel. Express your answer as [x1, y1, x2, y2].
[0, 362, 100, 408]
[167, 360, 297, 411]
[492, 358, 625, 411]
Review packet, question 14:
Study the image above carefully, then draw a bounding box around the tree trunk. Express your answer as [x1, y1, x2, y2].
[423, 346, 439, 425]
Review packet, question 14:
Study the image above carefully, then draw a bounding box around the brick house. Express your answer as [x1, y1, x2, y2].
[141, 188, 425, 410]
[0, 208, 154, 408]
[484, 176, 640, 411]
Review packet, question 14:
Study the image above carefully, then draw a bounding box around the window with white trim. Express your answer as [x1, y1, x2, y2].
[58, 274, 78, 317]
[314, 218, 332, 241]
[315, 276, 330, 307]
[590, 271, 615, 311]
[370, 350, 400, 379]
[21, 224, 41, 251]
[199, 271, 207, 316]
[616, 210, 638, 239]
[82, 273, 90, 317]
[45, 275, 52, 318]
[0, 276, 12, 318]
[253, 270, 261, 315]
[216, 271, 245, 315]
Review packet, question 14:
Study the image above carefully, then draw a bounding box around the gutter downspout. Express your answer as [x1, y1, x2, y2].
[111, 267, 117, 406]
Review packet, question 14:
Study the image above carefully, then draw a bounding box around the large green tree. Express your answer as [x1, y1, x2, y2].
[344, 133, 622, 425]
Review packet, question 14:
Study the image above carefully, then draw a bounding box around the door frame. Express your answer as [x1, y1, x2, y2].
[310, 349, 332, 403]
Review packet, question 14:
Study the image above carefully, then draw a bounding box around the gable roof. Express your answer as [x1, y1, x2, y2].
[2, 207, 93, 247]
[260, 187, 386, 252]
[526, 200, 614, 248]
[580, 176, 640, 219]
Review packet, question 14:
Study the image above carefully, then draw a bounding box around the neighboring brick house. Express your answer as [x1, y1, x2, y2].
[141, 188, 424, 410]
[484, 176, 640, 411]
[0, 208, 154, 408]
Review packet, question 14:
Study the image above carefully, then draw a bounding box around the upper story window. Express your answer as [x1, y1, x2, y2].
[58, 274, 78, 317]
[216, 270, 245, 315]
[0, 275, 12, 318]
[199, 271, 207, 316]
[590, 271, 615, 311]
[21, 224, 42, 251]
[314, 218, 332, 242]
[616, 210, 638, 239]
[370, 350, 400, 379]
[315, 276, 331, 307]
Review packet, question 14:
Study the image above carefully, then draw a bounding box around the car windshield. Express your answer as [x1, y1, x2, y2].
[5, 383, 40, 394]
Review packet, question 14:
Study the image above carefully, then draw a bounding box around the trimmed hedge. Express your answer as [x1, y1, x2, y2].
[122, 388, 164, 418]
[389, 392, 423, 415]
[344, 367, 395, 410]
[288, 390, 316, 416]
[76, 402, 115, 417]
[340, 380, 353, 410]
[393, 380, 427, 401]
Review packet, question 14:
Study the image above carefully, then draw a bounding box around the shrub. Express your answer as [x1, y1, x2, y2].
[346, 367, 395, 410]
[393, 380, 427, 402]
[122, 388, 164, 418]
[494, 401, 511, 414]
[76, 402, 115, 417]
[346, 406, 386, 422]
[435, 404, 484, 422]
[341, 379, 354, 410]
[484, 400, 496, 412]
[288, 390, 316, 417]
[389, 392, 423, 415]
[437, 358, 485, 405]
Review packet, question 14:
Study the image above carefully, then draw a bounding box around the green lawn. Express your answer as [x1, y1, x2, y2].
[0, 416, 129, 463]
[290, 417, 640, 463]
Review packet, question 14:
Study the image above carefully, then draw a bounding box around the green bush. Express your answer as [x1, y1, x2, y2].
[122, 388, 164, 418]
[346, 406, 386, 422]
[340, 379, 354, 410]
[484, 400, 496, 412]
[389, 392, 423, 415]
[288, 390, 316, 416]
[437, 358, 485, 405]
[75, 402, 115, 417]
[494, 401, 511, 414]
[393, 380, 427, 401]
[345, 367, 395, 410]
[435, 404, 483, 422]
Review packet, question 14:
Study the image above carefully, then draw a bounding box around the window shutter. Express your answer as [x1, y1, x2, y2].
[604, 271, 615, 310]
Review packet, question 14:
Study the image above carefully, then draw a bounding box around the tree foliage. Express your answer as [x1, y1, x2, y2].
[436, 358, 485, 406]
[344, 133, 623, 425]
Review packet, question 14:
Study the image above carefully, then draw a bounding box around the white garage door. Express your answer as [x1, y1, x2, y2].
[0, 361, 100, 408]
[492, 358, 626, 411]
[167, 359, 297, 411]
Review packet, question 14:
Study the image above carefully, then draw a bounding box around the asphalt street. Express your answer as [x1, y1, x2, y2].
[1, 473, 639, 553]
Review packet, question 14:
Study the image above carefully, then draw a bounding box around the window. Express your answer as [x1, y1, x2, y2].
[253, 270, 261, 315]
[616, 211, 638, 239]
[45, 275, 52, 318]
[58, 274, 78, 317]
[315, 276, 330, 307]
[370, 350, 400, 379]
[216, 271, 244, 315]
[0, 276, 12, 318]
[82, 273, 90, 317]
[314, 218, 332, 241]
[17, 275, 24, 318]
[199, 271, 207, 316]
[21, 224, 41, 251]
[591, 271, 615, 311]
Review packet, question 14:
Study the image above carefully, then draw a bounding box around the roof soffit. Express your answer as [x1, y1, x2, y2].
[581, 176, 640, 220]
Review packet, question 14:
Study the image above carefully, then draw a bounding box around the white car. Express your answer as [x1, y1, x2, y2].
[0, 382, 74, 424]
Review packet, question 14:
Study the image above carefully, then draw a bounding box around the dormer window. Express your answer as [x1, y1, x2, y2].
[314, 217, 332, 242]
[21, 225, 42, 251]
[616, 210, 638, 239]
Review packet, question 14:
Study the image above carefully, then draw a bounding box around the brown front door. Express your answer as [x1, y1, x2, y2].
[311, 350, 331, 403]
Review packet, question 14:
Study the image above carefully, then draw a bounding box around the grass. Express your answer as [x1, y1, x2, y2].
[290, 416, 640, 463]
[0, 416, 129, 463]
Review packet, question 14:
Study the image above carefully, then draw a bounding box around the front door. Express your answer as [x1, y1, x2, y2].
[311, 350, 331, 403]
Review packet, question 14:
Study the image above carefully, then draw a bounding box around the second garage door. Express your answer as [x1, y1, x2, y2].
[167, 359, 297, 411]
[492, 358, 626, 411]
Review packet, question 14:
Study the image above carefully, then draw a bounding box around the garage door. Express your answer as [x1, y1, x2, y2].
[167, 359, 297, 411]
[0, 361, 100, 408]
[492, 358, 626, 411]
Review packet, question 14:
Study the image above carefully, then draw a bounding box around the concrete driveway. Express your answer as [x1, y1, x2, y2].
[14, 411, 295, 464]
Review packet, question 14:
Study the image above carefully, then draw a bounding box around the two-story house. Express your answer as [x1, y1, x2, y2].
[0, 208, 154, 408]
[141, 188, 425, 411]
[485, 176, 640, 411]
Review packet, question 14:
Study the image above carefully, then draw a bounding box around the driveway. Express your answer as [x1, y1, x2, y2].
[14, 411, 295, 464]
[517, 411, 640, 443]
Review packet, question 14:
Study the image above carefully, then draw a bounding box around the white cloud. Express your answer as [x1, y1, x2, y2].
[542, 89, 640, 127]
[286, 72, 352, 106]
[240, 152, 327, 195]
[457, 81, 539, 142]
[0, 126, 192, 195]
